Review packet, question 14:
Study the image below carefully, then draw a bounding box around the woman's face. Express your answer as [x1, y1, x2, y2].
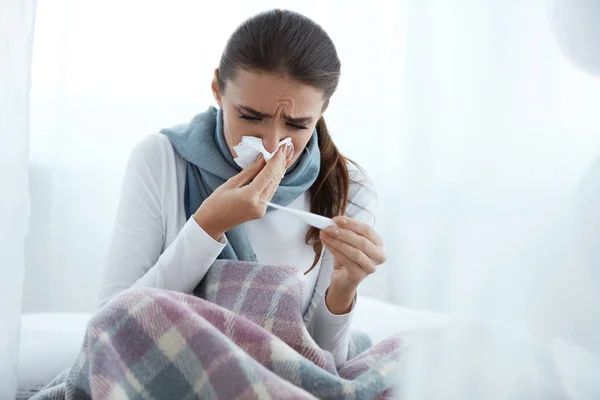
[212, 70, 327, 167]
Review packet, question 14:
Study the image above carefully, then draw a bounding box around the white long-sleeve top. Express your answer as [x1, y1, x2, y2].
[98, 133, 377, 366]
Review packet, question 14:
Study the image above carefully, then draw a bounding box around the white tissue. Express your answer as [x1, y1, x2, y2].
[233, 136, 294, 169]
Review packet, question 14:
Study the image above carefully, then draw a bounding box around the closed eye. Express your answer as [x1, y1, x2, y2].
[239, 114, 261, 122]
[240, 113, 307, 130]
[287, 123, 308, 130]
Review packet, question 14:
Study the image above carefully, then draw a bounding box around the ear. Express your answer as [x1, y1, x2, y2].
[211, 68, 223, 107]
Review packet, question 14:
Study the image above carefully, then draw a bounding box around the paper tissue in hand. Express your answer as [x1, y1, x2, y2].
[232, 136, 294, 169]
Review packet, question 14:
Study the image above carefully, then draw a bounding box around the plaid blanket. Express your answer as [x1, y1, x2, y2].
[33, 261, 403, 399]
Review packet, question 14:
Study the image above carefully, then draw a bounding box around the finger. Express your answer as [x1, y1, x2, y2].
[258, 157, 284, 202]
[226, 155, 266, 188]
[321, 232, 377, 274]
[321, 234, 363, 272]
[260, 147, 294, 201]
[248, 146, 288, 195]
[323, 226, 386, 265]
[332, 217, 384, 247]
[260, 172, 280, 203]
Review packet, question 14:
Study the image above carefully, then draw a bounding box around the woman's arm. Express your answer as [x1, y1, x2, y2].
[303, 166, 379, 367]
[98, 134, 226, 308]
[304, 250, 356, 367]
[99, 133, 291, 308]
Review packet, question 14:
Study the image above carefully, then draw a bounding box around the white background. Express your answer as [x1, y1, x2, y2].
[9, 0, 600, 369]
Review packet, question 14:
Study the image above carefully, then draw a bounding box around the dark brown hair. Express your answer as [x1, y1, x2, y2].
[217, 9, 350, 273]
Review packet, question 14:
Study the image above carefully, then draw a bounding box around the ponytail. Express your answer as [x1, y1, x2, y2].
[304, 117, 350, 274]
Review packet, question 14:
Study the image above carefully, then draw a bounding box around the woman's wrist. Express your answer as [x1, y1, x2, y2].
[193, 209, 225, 241]
[325, 284, 357, 315]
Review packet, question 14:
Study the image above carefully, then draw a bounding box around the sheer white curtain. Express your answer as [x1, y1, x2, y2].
[22, 0, 600, 355]
[389, 0, 600, 341]
[0, 0, 36, 398]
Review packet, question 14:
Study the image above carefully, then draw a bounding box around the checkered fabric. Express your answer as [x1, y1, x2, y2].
[33, 261, 403, 400]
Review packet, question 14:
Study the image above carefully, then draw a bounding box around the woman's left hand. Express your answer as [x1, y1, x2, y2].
[320, 216, 386, 295]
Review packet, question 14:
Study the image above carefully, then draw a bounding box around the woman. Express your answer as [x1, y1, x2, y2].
[99, 9, 386, 367]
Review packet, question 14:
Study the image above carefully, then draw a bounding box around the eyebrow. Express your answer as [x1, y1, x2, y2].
[238, 105, 313, 125]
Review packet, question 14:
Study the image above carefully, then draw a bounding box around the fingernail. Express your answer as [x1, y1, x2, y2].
[328, 228, 340, 236]
[338, 217, 347, 225]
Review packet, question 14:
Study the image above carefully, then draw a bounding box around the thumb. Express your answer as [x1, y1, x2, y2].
[225, 154, 266, 188]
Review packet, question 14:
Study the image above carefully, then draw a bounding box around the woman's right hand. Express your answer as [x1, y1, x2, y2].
[193, 144, 292, 241]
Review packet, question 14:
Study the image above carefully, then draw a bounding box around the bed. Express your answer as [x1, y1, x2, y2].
[16, 296, 600, 399]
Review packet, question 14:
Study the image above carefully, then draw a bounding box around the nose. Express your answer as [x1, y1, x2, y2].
[262, 128, 282, 154]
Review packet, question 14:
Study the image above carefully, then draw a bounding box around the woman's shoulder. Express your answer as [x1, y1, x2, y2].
[346, 161, 378, 224]
[125, 133, 184, 184]
[128, 133, 186, 168]
[347, 161, 374, 187]
[129, 133, 173, 161]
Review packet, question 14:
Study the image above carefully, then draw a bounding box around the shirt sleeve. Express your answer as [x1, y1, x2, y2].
[97, 134, 226, 308]
[303, 164, 378, 367]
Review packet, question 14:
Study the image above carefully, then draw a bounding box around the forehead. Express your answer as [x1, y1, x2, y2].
[224, 70, 326, 115]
